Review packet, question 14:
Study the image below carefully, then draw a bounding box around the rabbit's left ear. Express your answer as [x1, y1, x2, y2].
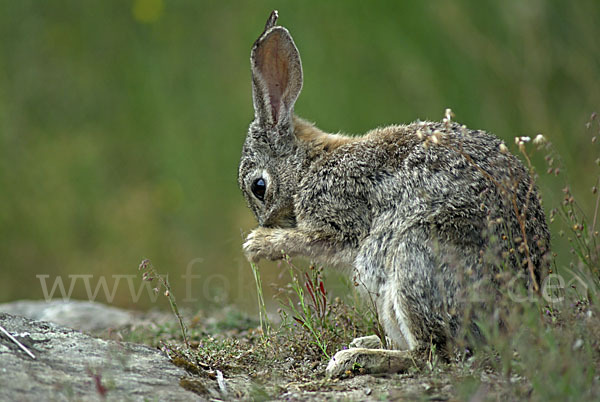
[250, 11, 303, 128]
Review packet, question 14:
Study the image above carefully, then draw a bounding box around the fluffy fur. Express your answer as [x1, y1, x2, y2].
[238, 11, 550, 377]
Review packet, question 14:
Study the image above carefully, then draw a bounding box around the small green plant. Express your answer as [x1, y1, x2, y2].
[280, 256, 331, 359]
[270, 254, 378, 360]
[426, 340, 439, 372]
[351, 362, 363, 373]
[250, 261, 271, 337]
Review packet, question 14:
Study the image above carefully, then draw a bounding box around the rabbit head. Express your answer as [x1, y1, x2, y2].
[238, 11, 305, 228]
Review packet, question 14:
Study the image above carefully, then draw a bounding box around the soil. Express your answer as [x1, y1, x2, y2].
[109, 306, 530, 401]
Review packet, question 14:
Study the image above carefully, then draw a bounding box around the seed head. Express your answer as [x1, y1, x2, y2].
[444, 108, 454, 121]
[533, 134, 546, 145]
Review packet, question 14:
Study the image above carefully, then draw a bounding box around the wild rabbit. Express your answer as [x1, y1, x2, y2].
[238, 11, 550, 377]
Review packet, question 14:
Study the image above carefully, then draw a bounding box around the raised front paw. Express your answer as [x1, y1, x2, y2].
[243, 228, 286, 262]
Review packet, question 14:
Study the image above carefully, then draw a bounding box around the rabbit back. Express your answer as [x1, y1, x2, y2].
[292, 120, 549, 352]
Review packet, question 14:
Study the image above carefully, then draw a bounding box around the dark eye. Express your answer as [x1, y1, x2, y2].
[251, 177, 267, 201]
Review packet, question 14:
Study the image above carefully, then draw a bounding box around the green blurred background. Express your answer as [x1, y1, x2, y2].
[1, 0, 599, 312]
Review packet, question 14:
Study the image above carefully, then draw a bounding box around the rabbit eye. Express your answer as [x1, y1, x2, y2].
[251, 177, 267, 201]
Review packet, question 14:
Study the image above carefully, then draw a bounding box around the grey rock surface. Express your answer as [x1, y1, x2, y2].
[0, 300, 136, 332]
[0, 313, 203, 401]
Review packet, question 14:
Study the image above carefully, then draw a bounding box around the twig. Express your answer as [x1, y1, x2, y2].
[138, 259, 190, 349]
[353, 271, 387, 349]
[591, 176, 600, 236]
[216, 369, 228, 396]
[0, 324, 36, 359]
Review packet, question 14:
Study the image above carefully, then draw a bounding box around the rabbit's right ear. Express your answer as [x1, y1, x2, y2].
[250, 11, 303, 129]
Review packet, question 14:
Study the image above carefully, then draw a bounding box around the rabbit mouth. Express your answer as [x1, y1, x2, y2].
[261, 208, 297, 229]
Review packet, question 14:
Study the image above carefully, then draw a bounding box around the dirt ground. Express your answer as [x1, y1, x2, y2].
[102, 306, 537, 401]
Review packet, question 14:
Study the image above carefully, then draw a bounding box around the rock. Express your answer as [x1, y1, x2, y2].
[0, 313, 203, 401]
[0, 300, 138, 333]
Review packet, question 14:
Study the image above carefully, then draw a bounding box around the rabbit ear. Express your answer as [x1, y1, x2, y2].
[251, 11, 303, 128]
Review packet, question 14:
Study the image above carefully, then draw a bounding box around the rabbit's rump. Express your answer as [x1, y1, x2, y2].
[318, 124, 546, 375]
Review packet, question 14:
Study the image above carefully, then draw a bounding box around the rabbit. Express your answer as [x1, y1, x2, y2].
[238, 10, 550, 378]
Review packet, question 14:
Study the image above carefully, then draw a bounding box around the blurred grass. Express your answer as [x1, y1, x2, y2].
[0, 0, 599, 310]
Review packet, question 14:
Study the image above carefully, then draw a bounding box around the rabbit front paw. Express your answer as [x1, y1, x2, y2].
[243, 228, 287, 262]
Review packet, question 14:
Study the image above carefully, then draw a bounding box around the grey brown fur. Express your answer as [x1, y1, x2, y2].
[238, 11, 550, 377]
